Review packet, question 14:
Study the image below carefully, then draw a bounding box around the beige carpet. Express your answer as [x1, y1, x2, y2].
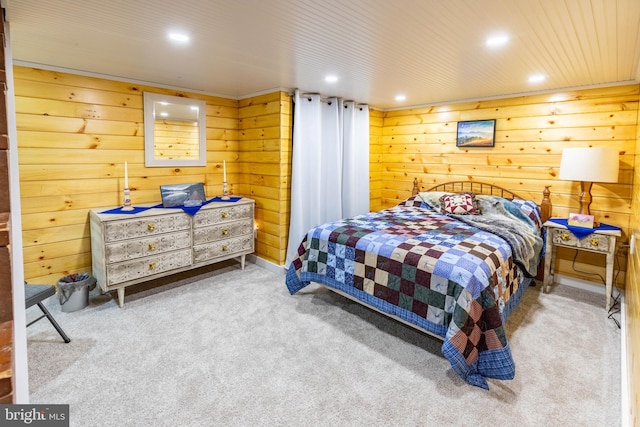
[26, 262, 621, 426]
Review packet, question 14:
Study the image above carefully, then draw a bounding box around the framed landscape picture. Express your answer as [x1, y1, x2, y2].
[160, 182, 206, 207]
[456, 119, 496, 147]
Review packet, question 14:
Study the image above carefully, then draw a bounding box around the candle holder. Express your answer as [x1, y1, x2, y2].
[221, 181, 230, 200]
[122, 187, 134, 211]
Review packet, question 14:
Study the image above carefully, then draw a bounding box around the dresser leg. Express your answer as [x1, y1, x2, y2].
[117, 288, 125, 308]
[240, 254, 246, 270]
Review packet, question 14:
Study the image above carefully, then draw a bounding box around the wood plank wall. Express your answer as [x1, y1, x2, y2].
[14, 66, 238, 285]
[369, 109, 384, 212]
[627, 101, 640, 426]
[381, 85, 639, 285]
[238, 91, 292, 266]
[11, 64, 640, 301]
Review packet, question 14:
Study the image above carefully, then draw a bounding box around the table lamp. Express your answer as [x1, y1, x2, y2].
[558, 147, 619, 216]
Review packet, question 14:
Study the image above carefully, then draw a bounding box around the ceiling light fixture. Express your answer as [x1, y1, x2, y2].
[325, 75, 338, 83]
[486, 35, 509, 47]
[168, 32, 190, 43]
[528, 74, 546, 83]
[395, 94, 407, 102]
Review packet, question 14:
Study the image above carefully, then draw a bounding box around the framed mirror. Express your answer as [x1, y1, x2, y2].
[143, 92, 207, 167]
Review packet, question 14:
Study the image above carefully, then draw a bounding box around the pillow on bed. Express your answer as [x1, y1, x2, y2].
[439, 192, 479, 215]
[417, 191, 451, 210]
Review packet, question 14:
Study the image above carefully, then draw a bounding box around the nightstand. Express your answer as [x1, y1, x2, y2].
[543, 219, 621, 311]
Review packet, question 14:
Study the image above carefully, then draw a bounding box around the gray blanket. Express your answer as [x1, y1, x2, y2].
[450, 196, 543, 277]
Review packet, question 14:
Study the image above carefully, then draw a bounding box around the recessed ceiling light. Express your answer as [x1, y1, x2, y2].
[325, 75, 338, 83]
[168, 32, 190, 43]
[528, 74, 546, 83]
[486, 35, 509, 47]
[395, 94, 407, 102]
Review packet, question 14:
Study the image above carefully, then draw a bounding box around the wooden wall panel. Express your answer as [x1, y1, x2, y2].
[238, 91, 292, 266]
[626, 93, 640, 427]
[369, 109, 384, 212]
[381, 85, 639, 287]
[14, 66, 238, 284]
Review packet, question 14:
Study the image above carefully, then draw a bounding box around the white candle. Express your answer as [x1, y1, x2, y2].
[223, 160, 227, 182]
[124, 161, 129, 189]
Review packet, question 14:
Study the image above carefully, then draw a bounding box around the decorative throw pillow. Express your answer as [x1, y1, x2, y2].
[439, 192, 479, 215]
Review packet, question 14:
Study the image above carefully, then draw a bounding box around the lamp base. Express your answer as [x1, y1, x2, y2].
[577, 181, 593, 216]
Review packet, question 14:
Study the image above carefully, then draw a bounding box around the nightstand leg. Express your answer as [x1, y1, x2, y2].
[543, 232, 555, 293]
[543, 256, 551, 292]
[605, 252, 614, 311]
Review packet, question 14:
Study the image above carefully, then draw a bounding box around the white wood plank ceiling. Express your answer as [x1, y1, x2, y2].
[4, 0, 640, 109]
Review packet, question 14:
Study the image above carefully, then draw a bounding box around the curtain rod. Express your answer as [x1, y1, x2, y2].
[292, 91, 368, 108]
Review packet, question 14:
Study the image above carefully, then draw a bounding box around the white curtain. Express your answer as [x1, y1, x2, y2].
[286, 90, 369, 267]
[342, 101, 370, 218]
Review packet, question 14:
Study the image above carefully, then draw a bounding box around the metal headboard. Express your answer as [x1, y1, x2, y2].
[411, 178, 552, 223]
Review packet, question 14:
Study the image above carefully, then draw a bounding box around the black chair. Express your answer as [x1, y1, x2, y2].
[25, 283, 71, 343]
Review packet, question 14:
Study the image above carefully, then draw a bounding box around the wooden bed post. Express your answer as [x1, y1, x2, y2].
[540, 186, 552, 223]
[412, 178, 419, 195]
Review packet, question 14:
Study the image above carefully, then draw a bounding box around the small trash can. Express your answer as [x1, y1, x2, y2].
[57, 273, 97, 313]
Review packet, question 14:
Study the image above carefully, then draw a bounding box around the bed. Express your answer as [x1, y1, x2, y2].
[285, 180, 551, 389]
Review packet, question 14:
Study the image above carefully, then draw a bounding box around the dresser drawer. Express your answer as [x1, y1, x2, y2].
[550, 228, 611, 253]
[105, 230, 192, 263]
[106, 248, 193, 286]
[193, 235, 254, 263]
[193, 204, 252, 228]
[104, 213, 191, 242]
[192, 219, 253, 245]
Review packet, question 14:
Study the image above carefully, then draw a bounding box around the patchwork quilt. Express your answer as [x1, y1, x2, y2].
[286, 194, 543, 389]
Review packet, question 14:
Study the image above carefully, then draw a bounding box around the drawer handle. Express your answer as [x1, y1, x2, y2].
[222, 245, 228, 252]
[149, 262, 156, 270]
[561, 232, 570, 241]
[222, 229, 229, 236]
[590, 238, 599, 247]
[147, 223, 156, 231]
[221, 212, 229, 219]
[148, 243, 156, 251]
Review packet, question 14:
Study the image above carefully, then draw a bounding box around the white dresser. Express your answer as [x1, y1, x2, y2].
[90, 198, 254, 307]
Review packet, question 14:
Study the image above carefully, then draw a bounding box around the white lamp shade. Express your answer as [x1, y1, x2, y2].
[558, 147, 619, 183]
